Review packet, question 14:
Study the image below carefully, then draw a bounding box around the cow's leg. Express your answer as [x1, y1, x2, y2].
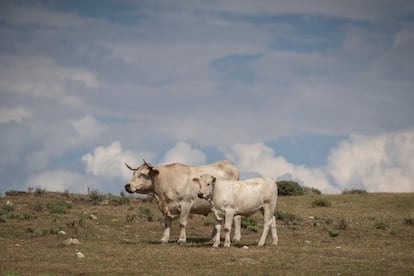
[258, 205, 273, 246]
[177, 202, 191, 244]
[232, 215, 241, 244]
[270, 215, 278, 246]
[160, 215, 172, 244]
[212, 218, 221, 248]
[223, 210, 235, 247]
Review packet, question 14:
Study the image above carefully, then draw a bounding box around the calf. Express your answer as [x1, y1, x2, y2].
[193, 174, 278, 248]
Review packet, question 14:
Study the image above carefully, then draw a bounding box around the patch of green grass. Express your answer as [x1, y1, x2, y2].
[46, 200, 72, 214]
[138, 206, 153, 222]
[375, 221, 390, 230]
[312, 199, 331, 207]
[275, 210, 302, 225]
[241, 217, 257, 232]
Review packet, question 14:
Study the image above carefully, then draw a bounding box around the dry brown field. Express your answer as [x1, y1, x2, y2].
[1, 190, 414, 275]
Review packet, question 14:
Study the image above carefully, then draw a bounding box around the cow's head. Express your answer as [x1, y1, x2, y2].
[193, 174, 216, 200]
[125, 159, 159, 194]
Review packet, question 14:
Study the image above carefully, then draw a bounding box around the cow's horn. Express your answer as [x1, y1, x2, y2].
[125, 162, 136, 171]
[143, 159, 153, 168]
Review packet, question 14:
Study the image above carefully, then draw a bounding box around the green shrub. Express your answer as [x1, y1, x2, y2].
[375, 221, 390, 230]
[31, 202, 44, 212]
[275, 210, 302, 225]
[241, 217, 257, 232]
[5, 190, 25, 196]
[312, 199, 331, 207]
[302, 186, 321, 195]
[404, 216, 414, 226]
[111, 191, 130, 206]
[328, 230, 339, 237]
[138, 206, 153, 222]
[342, 189, 367, 195]
[1, 203, 15, 213]
[35, 186, 46, 196]
[46, 200, 72, 214]
[277, 181, 304, 196]
[88, 189, 103, 205]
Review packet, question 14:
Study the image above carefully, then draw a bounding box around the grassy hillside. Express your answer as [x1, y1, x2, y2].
[1, 190, 414, 275]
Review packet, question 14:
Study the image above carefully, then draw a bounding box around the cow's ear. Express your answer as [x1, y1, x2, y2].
[151, 169, 160, 176]
[192, 177, 200, 184]
[212, 176, 216, 184]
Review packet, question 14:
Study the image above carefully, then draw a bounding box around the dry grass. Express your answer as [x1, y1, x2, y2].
[1, 191, 414, 275]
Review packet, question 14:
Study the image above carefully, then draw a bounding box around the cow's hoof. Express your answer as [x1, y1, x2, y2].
[177, 239, 186, 245]
[224, 244, 231, 248]
[160, 238, 169, 244]
[232, 239, 240, 245]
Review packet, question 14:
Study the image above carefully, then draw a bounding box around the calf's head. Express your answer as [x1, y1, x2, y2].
[125, 160, 159, 194]
[193, 174, 216, 200]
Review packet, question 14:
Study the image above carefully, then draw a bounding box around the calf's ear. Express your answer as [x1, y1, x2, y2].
[192, 177, 200, 184]
[212, 176, 216, 183]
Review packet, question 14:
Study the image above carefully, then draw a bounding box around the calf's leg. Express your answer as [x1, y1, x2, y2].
[160, 215, 172, 244]
[224, 210, 235, 247]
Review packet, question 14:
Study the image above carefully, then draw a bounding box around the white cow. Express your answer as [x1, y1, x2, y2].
[193, 174, 278, 248]
[125, 160, 242, 244]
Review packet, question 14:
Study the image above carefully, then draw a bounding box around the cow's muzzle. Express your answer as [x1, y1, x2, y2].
[197, 192, 204, 199]
[125, 184, 133, 194]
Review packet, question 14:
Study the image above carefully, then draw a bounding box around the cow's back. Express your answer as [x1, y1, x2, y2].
[193, 160, 239, 180]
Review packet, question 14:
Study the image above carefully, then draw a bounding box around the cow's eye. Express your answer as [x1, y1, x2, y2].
[139, 173, 146, 177]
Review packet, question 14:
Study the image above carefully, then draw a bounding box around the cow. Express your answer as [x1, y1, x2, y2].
[125, 160, 242, 244]
[193, 174, 278, 248]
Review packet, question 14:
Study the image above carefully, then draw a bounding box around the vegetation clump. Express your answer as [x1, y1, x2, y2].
[46, 200, 72, 214]
[241, 217, 258, 232]
[312, 199, 331, 207]
[342, 189, 367, 195]
[277, 181, 304, 196]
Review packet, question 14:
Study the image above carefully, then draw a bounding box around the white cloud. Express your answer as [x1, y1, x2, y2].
[328, 129, 414, 193]
[0, 106, 33, 124]
[70, 115, 107, 140]
[223, 143, 335, 193]
[82, 141, 139, 179]
[0, 56, 99, 105]
[161, 141, 207, 165]
[25, 169, 97, 194]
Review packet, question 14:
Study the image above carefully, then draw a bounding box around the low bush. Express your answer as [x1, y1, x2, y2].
[138, 206, 153, 222]
[275, 210, 302, 225]
[241, 217, 258, 232]
[88, 189, 103, 205]
[110, 191, 130, 206]
[302, 186, 321, 195]
[277, 181, 304, 196]
[342, 188, 367, 195]
[404, 216, 414, 226]
[375, 221, 390, 230]
[46, 200, 72, 214]
[312, 199, 331, 207]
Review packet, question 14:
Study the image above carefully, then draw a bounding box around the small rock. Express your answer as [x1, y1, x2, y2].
[6, 201, 12, 206]
[308, 216, 314, 219]
[89, 214, 98, 220]
[76, 252, 85, 258]
[336, 246, 342, 249]
[305, 240, 311, 244]
[242, 245, 249, 249]
[63, 238, 80, 245]
[58, 230, 66, 235]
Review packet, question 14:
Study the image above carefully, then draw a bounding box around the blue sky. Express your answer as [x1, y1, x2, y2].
[1, 0, 414, 194]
